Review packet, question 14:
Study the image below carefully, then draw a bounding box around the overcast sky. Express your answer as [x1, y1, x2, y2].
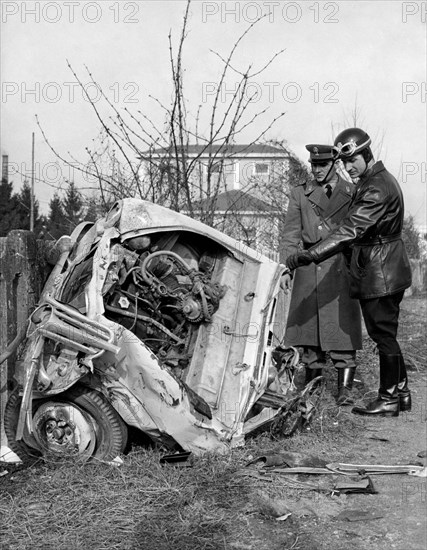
[1, 0, 426, 226]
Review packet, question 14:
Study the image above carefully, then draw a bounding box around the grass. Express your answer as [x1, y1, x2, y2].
[1, 295, 426, 550]
[1, 448, 267, 550]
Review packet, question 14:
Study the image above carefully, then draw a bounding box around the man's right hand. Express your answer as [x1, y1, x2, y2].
[286, 250, 314, 270]
[280, 272, 292, 294]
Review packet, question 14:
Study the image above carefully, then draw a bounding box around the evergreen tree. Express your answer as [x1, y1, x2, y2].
[83, 194, 113, 222]
[15, 180, 41, 231]
[0, 178, 46, 236]
[0, 178, 20, 236]
[47, 193, 67, 239]
[62, 181, 84, 233]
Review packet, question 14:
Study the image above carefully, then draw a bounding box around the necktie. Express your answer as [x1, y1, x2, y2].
[325, 184, 332, 198]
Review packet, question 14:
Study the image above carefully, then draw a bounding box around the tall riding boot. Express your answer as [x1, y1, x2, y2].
[398, 356, 412, 412]
[305, 368, 322, 386]
[337, 367, 356, 406]
[352, 354, 400, 417]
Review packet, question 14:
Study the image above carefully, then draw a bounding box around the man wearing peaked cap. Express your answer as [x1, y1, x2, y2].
[281, 143, 362, 406]
[306, 144, 342, 190]
[306, 144, 338, 161]
[286, 128, 412, 418]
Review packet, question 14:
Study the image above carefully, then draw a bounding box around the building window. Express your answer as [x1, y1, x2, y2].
[254, 162, 270, 176]
[210, 161, 223, 174]
[207, 161, 236, 174]
[204, 161, 239, 187]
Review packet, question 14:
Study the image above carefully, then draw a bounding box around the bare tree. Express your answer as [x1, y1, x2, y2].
[37, 1, 287, 228]
[331, 99, 387, 161]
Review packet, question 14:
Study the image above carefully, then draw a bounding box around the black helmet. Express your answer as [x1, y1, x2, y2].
[334, 128, 371, 158]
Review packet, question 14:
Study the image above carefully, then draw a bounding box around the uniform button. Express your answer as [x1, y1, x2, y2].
[317, 266, 321, 271]
[318, 225, 322, 230]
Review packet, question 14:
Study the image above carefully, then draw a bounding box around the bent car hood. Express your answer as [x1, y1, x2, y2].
[17, 199, 290, 455]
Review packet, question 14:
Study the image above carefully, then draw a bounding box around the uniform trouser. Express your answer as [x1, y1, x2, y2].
[359, 290, 404, 356]
[302, 347, 357, 370]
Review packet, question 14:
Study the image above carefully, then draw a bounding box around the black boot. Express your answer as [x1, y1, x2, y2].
[305, 368, 322, 386]
[352, 354, 400, 417]
[398, 356, 412, 412]
[337, 367, 356, 406]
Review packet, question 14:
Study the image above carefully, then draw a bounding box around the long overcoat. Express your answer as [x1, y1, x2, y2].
[283, 177, 362, 351]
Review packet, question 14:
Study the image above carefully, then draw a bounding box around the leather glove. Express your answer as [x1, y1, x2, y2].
[286, 250, 314, 270]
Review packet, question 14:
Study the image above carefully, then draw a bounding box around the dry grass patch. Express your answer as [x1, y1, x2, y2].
[1, 295, 425, 550]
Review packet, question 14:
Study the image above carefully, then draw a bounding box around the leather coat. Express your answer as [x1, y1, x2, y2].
[308, 161, 412, 299]
[282, 176, 362, 350]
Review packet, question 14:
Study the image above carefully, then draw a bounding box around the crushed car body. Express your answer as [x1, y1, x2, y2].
[4, 198, 306, 461]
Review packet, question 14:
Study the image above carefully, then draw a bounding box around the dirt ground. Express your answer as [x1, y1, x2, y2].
[0, 295, 426, 550]
[238, 293, 427, 550]
[244, 378, 427, 550]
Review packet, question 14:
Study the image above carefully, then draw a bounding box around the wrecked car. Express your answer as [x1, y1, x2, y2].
[4, 199, 319, 462]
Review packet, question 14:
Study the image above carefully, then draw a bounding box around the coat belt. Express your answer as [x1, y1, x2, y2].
[357, 232, 402, 246]
[303, 241, 320, 250]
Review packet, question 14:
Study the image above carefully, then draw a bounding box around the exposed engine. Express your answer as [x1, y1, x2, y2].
[102, 235, 226, 373]
[4, 200, 312, 464]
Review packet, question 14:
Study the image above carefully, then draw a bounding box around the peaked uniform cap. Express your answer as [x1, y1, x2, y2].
[305, 144, 339, 163]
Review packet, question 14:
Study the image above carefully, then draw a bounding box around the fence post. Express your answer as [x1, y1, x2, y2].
[0, 230, 46, 453]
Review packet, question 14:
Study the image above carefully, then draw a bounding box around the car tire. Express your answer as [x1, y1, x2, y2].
[4, 385, 128, 463]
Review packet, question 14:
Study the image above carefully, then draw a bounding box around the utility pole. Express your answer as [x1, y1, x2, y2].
[30, 132, 34, 231]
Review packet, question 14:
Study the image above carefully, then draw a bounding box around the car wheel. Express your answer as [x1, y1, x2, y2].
[3, 389, 42, 462]
[4, 385, 128, 463]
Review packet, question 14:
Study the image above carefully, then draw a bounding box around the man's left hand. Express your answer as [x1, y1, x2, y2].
[286, 251, 314, 270]
[280, 272, 293, 294]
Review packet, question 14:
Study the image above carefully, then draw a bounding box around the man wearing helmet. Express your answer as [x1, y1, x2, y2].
[286, 128, 412, 417]
[281, 144, 362, 406]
